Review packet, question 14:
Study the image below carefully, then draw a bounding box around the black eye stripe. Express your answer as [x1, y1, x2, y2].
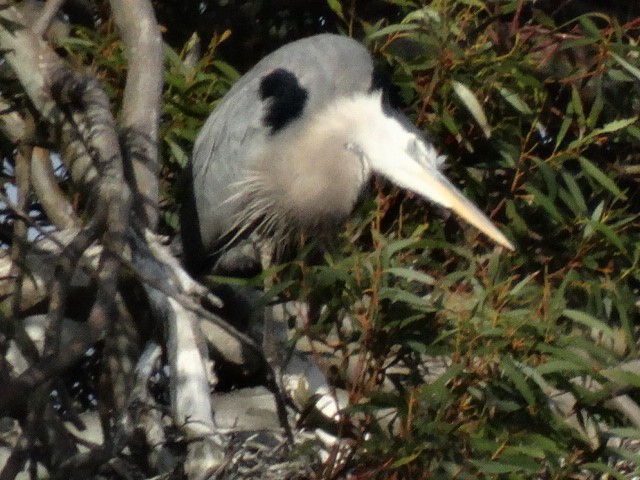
[259, 68, 309, 134]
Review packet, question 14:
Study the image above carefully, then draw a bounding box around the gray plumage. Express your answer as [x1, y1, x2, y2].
[181, 34, 512, 274]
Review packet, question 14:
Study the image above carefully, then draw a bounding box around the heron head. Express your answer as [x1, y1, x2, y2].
[342, 92, 514, 250]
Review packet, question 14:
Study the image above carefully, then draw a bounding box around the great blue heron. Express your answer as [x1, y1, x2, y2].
[181, 33, 513, 275]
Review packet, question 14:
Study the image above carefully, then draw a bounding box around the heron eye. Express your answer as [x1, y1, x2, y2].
[344, 142, 365, 161]
[406, 138, 423, 158]
[407, 137, 443, 169]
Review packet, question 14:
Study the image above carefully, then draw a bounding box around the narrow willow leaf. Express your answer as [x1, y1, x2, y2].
[536, 359, 589, 376]
[166, 138, 189, 167]
[391, 449, 424, 468]
[586, 77, 604, 128]
[600, 368, 640, 388]
[578, 156, 624, 198]
[533, 158, 558, 198]
[367, 23, 420, 39]
[385, 0, 420, 7]
[440, 106, 461, 139]
[452, 81, 492, 138]
[596, 116, 638, 135]
[579, 16, 601, 38]
[381, 238, 419, 262]
[165, 72, 188, 89]
[607, 447, 640, 470]
[555, 108, 573, 149]
[580, 463, 625, 478]
[497, 86, 532, 114]
[326, 0, 345, 21]
[583, 218, 626, 252]
[497, 451, 543, 473]
[456, 0, 486, 9]
[557, 188, 579, 218]
[611, 52, 640, 82]
[584, 201, 603, 238]
[385, 267, 435, 286]
[559, 37, 598, 51]
[213, 60, 241, 82]
[505, 199, 529, 233]
[525, 185, 563, 222]
[625, 124, 640, 141]
[501, 356, 536, 406]
[470, 460, 520, 474]
[378, 287, 427, 307]
[561, 171, 587, 215]
[508, 271, 539, 297]
[607, 68, 635, 82]
[571, 84, 586, 132]
[404, 6, 441, 23]
[608, 427, 640, 439]
[563, 309, 616, 338]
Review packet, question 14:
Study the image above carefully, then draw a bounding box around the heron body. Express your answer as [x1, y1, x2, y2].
[181, 34, 513, 274]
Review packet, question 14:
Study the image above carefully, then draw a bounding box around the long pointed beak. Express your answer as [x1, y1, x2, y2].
[373, 149, 515, 251]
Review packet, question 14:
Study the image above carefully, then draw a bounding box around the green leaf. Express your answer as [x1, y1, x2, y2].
[381, 238, 419, 263]
[555, 107, 573, 149]
[607, 68, 636, 82]
[608, 427, 640, 439]
[508, 272, 539, 297]
[378, 287, 428, 308]
[597, 116, 639, 135]
[560, 171, 587, 216]
[571, 85, 586, 131]
[452, 80, 492, 138]
[533, 158, 558, 199]
[583, 201, 604, 238]
[496, 86, 532, 115]
[600, 368, 640, 388]
[390, 447, 424, 468]
[326, 0, 345, 21]
[581, 462, 626, 479]
[470, 460, 520, 474]
[212, 60, 240, 83]
[165, 137, 189, 167]
[536, 359, 589, 376]
[578, 156, 624, 199]
[525, 185, 563, 222]
[505, 199, 529, 233]
[611, 52, 640, 82]
[586, 78, 604, 128]
[562, 309, 616, 338]
[501, 356, 536, 406]
[367, 23, 420, 39]
[579, 16, 601, 38]
[440, 107, 461, 139]
[385, 267, 435, 286]
[583, 218, 626, 252]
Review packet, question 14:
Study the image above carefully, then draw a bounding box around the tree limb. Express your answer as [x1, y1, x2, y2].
[110, 0, 163, 229]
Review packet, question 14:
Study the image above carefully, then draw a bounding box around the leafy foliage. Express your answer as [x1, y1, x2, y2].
[270, 1, 639, 478]
[2, 0, 639, 478]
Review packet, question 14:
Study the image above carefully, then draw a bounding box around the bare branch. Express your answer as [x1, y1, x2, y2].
[0, 92, 27, 144]
[0, 3, 62, 120]
[0, 2, 99, 186]
[110, 0, 163, 228]
[10, 142, 32, 318]
[0, 0, 132, 419]
[32, 0, 67, 38]
[30, 147, 79, 230]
